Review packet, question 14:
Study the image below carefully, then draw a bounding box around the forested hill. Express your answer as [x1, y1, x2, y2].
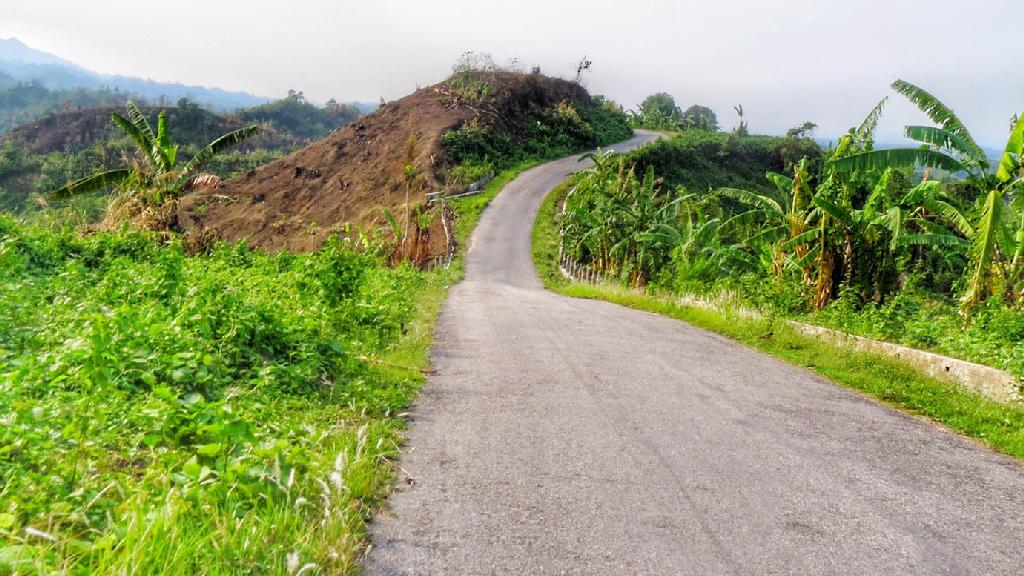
[0, 37, 268, 112]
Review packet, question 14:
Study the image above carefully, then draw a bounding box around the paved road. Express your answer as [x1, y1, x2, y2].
[366, 131, 1024, 575]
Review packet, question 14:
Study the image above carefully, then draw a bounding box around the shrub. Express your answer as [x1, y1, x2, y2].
[0, 216, 422, 571]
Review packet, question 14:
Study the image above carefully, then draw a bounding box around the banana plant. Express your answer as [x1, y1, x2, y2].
[959, 113, 1024, 307]
[830, 80, 986, 178]
[51, 101, 259, 202]
[825, 81, 1024, 308]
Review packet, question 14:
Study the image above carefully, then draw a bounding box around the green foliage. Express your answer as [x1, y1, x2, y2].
[34, 142, 122, 195]
[197, 148, 286, 180]
[0, 143, 41, 209]
[238, 90, 361, 140]
[0, 216, 428, 572]
[446, 52, 499, 104]
[997, 113, 1024, 184]
[51, 101, 259, 204]
[577, 96, 633, 145]
[814, 285, 1024, 377]
[631, 92, 681, 130]
[441, 95, 631, 172]
[629, 93, 719, 133]
[830, 147, 967, 174]
[535, 195, 1024, 460]
[629, 131, 814, 193]
[544, 80, 1024, 379]
[786, 122, 817, 139]
[0, 83, 142, 133]
[441, 118, 515, 167]
[681, 105, 718, 132]
[891, 79, 986, 169]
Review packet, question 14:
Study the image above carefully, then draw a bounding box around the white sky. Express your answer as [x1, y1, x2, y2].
[2, 0, 1020, 147]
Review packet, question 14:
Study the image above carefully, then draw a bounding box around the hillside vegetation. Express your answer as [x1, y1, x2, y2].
[178, 61, 631, 254]
[0, 216, 427, 573]
[0, 58, 632, 573]
[552, 82, 1024, 379]
[0, 83, 141, 133]
[0, 93, 366, 215]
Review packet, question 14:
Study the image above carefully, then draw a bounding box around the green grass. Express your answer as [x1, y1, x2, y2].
[532, 179, 1024, 461]
[0, 218, 441, 574]
[0, 150, 543, 574]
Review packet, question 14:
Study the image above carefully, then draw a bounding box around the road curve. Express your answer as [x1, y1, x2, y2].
[366, 131, 1024, 575]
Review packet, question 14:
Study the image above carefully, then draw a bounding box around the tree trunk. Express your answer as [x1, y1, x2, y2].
[813, 249, 836, 310]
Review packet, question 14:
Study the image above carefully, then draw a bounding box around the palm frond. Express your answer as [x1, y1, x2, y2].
[714, 187, 783, 215]
[49, 168, 132, 200]
[718, 245, 759, 271]
[853, 97, 887, 145]
[812, 196, 855, 228]
[154, 111, 177, 172]
[781, 228, 821, 250]
[721, 209, 775, 233]
[962, 189, 1004, 307]
[380, 207, 401, 238]
[899, 233, 969, 249]
[126, 102, 160, 169]
[764, 171, 792, 193]
[899, 180, 943, 205]
[126, 101, 156, 143]
[744, 224, 788, 247]
[110, 111, 152, 162]
[790, 244, 821, 268]
[922, 198, 974, 237]
[904, 125, 975, 159]
[179, 124, 260, 178]
[830, 148, 965, 174]
[156, 111, 170, 149]
[997, 112, 1024, 184]
[891, 79, 985, 164]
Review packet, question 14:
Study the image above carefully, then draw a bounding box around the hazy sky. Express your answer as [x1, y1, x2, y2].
[2, 0, 1020, 146]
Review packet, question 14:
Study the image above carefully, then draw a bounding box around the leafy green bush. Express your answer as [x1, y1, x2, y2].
[0, 216, 422, 572]
[441, 119, 515, 167]
[629, 131, 820, 193]
[238, 90, 361, 140]
[553, 126, 1024, 379]
[442, 96, 631, 174]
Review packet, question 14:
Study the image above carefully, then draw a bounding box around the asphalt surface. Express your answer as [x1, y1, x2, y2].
[365, 131, 1024, 575]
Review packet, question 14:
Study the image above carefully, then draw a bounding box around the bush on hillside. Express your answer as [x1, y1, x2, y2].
[628, 131, 822, 193]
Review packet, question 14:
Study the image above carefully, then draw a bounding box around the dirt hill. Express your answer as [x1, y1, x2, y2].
[176, 72, 603, 253]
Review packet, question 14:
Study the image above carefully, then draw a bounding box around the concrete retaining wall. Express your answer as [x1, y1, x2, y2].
[788, 322, 1022, 404]
[557, 251, 1022, 404]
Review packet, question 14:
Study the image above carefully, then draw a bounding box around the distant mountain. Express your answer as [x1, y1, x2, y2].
[0, 38, 270, 111]
[0, 37, 84, 68]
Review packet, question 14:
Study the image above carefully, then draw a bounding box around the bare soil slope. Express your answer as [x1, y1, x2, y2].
[177, 73, 592, 253]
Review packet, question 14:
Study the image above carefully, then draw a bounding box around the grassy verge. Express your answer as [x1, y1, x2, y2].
[0, 154, 544, 574]
[0, 217, 460, 574]
[533, 179, 1024, 461]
